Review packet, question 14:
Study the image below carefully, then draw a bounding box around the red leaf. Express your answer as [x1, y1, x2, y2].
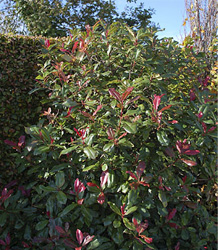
[153, 94, 165, 111]
[166, 208, 177, 222]
[77, 198, 84, 205]
[117, 132, 127, 141]
[182, 176, 187, 183]
[189, 89, 196, 101]
[121, 87, 134, 102]
[175, 241, 180, 250]
[55, 226, 66, 235]
[86, 182, 100, 190]
[74, 178, 86, 195]
[100, 171, 109, 188]
[74, 128, 82, 137]
[4, 140, 17, 148]
[72, 41, 78, 53]
[184, 201, 198, 209]
[208, 126, 216, 133]
[184, 150, 200, 155]
[93, 105, 102, 116]
[126, 171, 137, 180]
[22, 241, 30, 247]
[169, 222, 180, 229]
[136, 161, 145, 179]
[79, 110, 92, 119]
[107, 127, 115, 140]
[181, 158, 197, 166]
[168, 120, 178, 124]
[18, 135, 25, 147]
[165, 147, 175, 158]
[82, 235, 95, 246]
[5, 180, 17, 189]
[128, 95, 141, 104]
[0, 240, 6, 245]
[132, 218, 138, 227]
[63, 239, 77, 248]
[121, 204, 125, 216]
[109, 88, 122, 102]
[139, 234, 153, 244]
[45, 39, 50, 48]
[97, 192, 105, 204]
[158, 105, 172, 113]
[76, 229, 83, 245]
[139, 181, 150, 187]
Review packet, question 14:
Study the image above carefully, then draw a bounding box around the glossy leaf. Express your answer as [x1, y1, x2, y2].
[123, 122, 137, 134]
[84, 147, 98, 159]
[158, 191, 168, 208]
[181, 158, 197, 166]
[108, 202, 122, 216]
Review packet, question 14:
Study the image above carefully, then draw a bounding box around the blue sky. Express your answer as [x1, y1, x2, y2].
[116, 0, 189, 41]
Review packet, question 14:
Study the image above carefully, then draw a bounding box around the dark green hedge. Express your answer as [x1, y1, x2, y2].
[0, 34, 48, 172]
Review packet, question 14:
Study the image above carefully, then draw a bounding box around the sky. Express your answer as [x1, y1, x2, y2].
[116, 0, 189, 41]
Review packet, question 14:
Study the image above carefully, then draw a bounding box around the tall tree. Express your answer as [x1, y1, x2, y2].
[0, 0, 155, 37]
[0, 0, 26, 34]
[184, 0, 217, 52]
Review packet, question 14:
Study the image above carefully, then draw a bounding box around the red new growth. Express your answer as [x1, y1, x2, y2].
[176, 139, 200, 155]
[166, 208, 177, 222]
[74, 127, 89, 144]
[133, 218, 152, 244]
[121, 204, 126, 218]
[126, 161, 150, 189]
[87, 171, 108, 205]
[4, 135, 25, 152]
[151, 94, 171, 128]
[45, 39, 50, 48]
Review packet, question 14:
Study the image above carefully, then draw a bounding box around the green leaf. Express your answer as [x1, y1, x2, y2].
[34, 146, 50, 155]
[103, 213, 116, 226]
[125, 206, 138, 216]
[112, 227, 124, 245]
[51, 163, 70, 172]
[157, 131, 169, 146]
[87, 236, 110, 250]
[60, 146, 78, 156]
[127, 189, 138, 206]
[55, 171, 65, 188]
[57, 191, 67, 205]
[59, 203, 77, 217]
[0, 213, 7, 227]
[62, 99, 78, 107]
[107, 171, 115, 188]
[83, 164, 98, 172]
[123, 218, 135, 230]
[35, 220, 48, 231]
[108, 202, 121, 216]
[39, 185, 56, 192]
[103, 142, 114, 152]
[84, 146, 98, 159]
[158, 190, 168, 207]
[81, 206, 93, 226]
[63, 54, 72, 62]
[122, 122, 137, 134]
[113, 219, 121, 228]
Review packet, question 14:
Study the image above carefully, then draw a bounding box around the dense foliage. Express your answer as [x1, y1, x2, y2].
[1, 22, 217, 249]
[0, 34, 48, 171]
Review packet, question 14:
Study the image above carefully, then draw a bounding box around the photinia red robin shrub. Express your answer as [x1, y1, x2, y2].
[1, 22, 217, 250]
